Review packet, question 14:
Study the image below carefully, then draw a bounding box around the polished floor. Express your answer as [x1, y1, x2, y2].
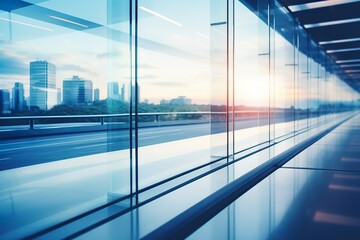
[190, 114, 360, 240]
[2, 114, 358, 239]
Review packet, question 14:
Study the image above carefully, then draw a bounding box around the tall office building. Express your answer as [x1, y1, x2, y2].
[11, 82, 25, 111]
[57, 88, 61, 105]
[120, 84, 125, 101]
[94, 88, 100, 102]
[63, 76, 93, 105]
[131, 85, 140, 103]
[30, 60, 57, 111]
[0, 89, 10, 114]
[107, 82, 120, 100]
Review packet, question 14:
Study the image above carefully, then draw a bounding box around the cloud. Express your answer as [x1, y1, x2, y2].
[116, 63, 157, 69]
[0, 50, 28, 75]
[138, 74, 157, 80]
[148, 81, 186, 87]
[58, 64, 99, 77]
[138, 64, 157, 69]
[96, 50, 122, 59]
[59, 64, 88, 72]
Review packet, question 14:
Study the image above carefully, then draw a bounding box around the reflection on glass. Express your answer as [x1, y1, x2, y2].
[273, 5, 295, 139]
[137, 0, 213, 193]
[0, 0, 131, 238]
[0, 0, 359, 238]
[234, 0, 270, 152]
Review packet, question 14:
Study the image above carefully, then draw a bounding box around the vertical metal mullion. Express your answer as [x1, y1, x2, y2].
[268, 0, 271, 144]
[270, 0, 275, 144]
[134, 0, 139, 205]
[317, 47, 320, 122]
[129, 0, 134, 207]
[307, 37, 309, 129]
[226, 0, 230, 162]
[129, 0, 139, 206]
[293, 20, 296, 134]
[230, 1, 235, 238]
[232, 0, 235, 163]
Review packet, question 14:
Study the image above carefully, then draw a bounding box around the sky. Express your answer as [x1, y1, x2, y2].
[0, 0, 358, 106]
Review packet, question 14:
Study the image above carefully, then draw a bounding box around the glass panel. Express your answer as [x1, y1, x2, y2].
[273, 3, 295, 139]
[1, 0, 360, 238]
[137, 0, 213, 194]
[295, 27, 309, 131]
[0, 0, 131, 238]
[234, 0, 270, 153]
[309, 43, 319, 126]
[318, 59, 327, 123]
[210, 0, 228, 159]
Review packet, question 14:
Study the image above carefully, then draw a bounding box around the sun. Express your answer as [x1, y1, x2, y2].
[235, 74, 269, 107]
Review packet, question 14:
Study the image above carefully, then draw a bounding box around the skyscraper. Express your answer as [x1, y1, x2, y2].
[11, 82, 25, 111]
[131, 85, 140, 103]
[0, 89, 10, 114]
[30, 60, 57, 110]
[107, 82, 120, 100]
[120, 84, 125, 101]
[57, 88, 61, 105]
[63, 76, 93, 105]
[94, 88, 100, 102]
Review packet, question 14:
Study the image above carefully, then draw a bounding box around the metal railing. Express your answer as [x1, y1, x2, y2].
[0, 109, 325, 131]
[0, 110, 275, 130]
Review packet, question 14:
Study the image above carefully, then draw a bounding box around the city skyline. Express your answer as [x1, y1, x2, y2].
[1, 55, 357, 112]
[0, 58, 141, 111]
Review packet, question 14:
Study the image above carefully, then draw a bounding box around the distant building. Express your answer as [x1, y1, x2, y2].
[160, 99, 169, 105]
[94, 88, 100, 102]
[25, 96, 30, 109]
[63, 76, 93, 105]
[108, 82, 119, 100]
[108, 82, 126, 101]
[30, 60, 57, 110]
[120, 84, 125, 101]
[0, 89, 11, 114]
[57, 88, 61, 105]
[131, 85, 140, 103]
[11, 82, 25, 111]
[170, 96, 192, 105]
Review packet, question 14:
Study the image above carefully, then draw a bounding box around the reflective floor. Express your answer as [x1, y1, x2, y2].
[0, 114, 357, 239]
[190, 114, 360, 240]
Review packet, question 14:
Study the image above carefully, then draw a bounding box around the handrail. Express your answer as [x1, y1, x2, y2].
[0, 110, 276, 130]
[0, 109, 323, 131]
[0, 110, 273, 121]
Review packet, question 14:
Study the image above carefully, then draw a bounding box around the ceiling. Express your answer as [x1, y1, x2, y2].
[281, 0, 360, 91]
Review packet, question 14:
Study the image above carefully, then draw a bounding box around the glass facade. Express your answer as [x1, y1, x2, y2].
[0, 0, 359, 238]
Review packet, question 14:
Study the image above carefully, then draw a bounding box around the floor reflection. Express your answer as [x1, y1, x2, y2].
[190, 114, 360, 240]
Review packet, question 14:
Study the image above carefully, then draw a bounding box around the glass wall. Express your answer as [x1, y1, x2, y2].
[273, 3, 296, 140]
[309, 43, 320, 126]
[295, 26, 309, 131]
[0, 0, 359, 238]
[234, 0, 270, 153]
[0, 0, 132, 238]
[136, 0, 214, 196]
